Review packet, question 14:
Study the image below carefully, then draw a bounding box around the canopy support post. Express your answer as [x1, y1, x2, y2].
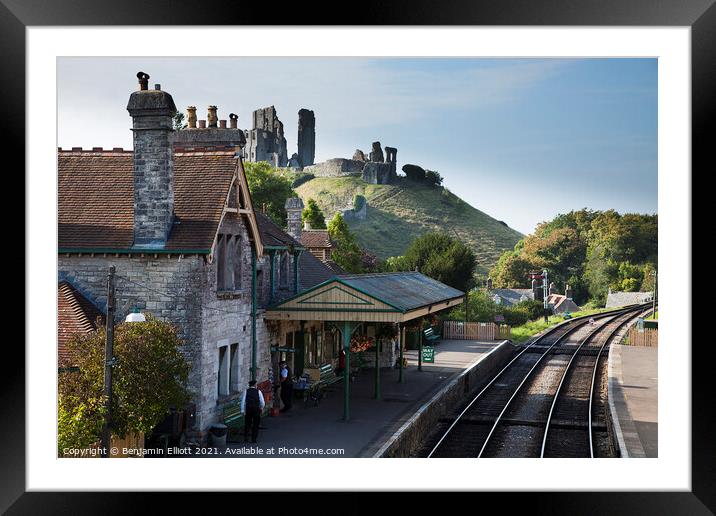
[418, 317, 423, 372]
[374, 335, 381, 399]
[398, 322, 405, 383]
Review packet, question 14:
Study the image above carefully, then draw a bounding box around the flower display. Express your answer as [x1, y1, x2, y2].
[349, 335, 374, 352]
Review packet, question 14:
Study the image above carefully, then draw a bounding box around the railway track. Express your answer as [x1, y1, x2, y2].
[422, 304, 650, 458]
[540, 309, 648, 458]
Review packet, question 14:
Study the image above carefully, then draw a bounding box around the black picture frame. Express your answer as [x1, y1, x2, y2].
[5, 0, 708, 512]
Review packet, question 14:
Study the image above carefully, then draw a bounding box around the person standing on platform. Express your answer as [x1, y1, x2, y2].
[241, 379, 265, 443]
[279, 361, 293, 413]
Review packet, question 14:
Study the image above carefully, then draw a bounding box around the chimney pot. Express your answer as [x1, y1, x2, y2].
[207, 105, 218, 128]
[219, 120, 227, 129]
[198, 120, 206, 129]
[186, 106, 197, 129]
[229, 113, 238, 129]
[137, 71, 149, 91]
[154, 84, 161, 91]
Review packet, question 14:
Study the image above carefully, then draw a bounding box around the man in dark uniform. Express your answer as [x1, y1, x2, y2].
[241, 380, 265, 443]
[279, 361, 293, 412]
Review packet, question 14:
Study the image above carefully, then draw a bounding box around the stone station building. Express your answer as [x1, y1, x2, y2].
[58, 73, 334, 442]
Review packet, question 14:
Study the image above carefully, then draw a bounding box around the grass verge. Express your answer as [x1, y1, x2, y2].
[509, 307, 613, 344]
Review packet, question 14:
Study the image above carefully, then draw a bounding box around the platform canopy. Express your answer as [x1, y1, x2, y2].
[265, 271, 465, 323]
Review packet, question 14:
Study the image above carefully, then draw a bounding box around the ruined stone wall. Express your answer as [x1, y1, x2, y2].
[297, 109, 315, 167]
[304, 158, 364, 177]
[243, 106, 288, 167]
[361, 162, 394, 185]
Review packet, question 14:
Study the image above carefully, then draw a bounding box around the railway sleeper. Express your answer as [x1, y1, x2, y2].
[439, 415, 607, 432]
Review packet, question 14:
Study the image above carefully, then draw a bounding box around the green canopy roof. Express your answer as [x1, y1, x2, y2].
[336, 272, 464, 312]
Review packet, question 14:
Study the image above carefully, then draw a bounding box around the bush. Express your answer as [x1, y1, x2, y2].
[353, 194, 366, 211]
[58, 316, 190, 450]
[501, 306, 530, 326]
[515, 299, 544, 321]
[425, 169, 443, 187]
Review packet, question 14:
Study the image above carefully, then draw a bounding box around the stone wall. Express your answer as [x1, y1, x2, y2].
[57, 253, 206, 404]
[304, 158, 364, 177]
[243, 106, 288, 167]
[297, 108, 315, 168]
[361, 162, 394, 185]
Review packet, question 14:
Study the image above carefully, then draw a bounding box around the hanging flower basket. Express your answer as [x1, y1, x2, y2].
[349, 335, 374, 352]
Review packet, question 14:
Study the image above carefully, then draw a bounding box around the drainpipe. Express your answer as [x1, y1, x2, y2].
[293, 249, 302, 294]
[251, 246, 257, 381]
[269, 250, 276, 305]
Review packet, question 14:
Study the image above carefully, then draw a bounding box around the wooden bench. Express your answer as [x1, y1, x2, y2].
[222, 398, 244, 440]
[423, 326, 440, 345]
[306, 363, 343, 407]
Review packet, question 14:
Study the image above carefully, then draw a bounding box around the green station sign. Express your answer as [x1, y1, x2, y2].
[422, 346, 435, 363]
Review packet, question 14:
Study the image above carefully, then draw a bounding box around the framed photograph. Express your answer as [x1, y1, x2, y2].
[8, 0, 709, 512]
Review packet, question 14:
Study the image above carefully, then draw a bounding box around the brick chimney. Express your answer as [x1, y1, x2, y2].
[126, 72, 177, 248]
[565, 284, 573, 300]
[284, 197, 304, 241]
[548, 282, 556, 296]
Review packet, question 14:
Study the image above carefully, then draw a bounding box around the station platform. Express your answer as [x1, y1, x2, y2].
[221, 339, 503, 458]
[608, 343, 658, 458]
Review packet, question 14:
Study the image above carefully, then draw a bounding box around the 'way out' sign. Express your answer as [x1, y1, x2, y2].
[422, 346, 435, 363]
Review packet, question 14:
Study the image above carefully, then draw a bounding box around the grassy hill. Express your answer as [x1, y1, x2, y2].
[294, 176, 523, 274]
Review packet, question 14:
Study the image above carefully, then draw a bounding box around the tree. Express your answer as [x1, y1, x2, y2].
[327, 213, 364, 273]
[490, 209, 657, 305]
[386, 232, 476, 293]
[173, 111, 187, 130]
[244, 162, 297, 226]
[425, 169, 443, 187]
[301, 198, 326, 229]
[58, 316, 190, 453]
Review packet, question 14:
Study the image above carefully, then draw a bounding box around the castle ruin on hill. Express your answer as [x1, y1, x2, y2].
[173, 105, 397, 186]
[305, 141, 397, 185]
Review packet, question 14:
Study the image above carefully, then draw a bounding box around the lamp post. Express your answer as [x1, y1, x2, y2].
[542, 269, 549, 323]
[101, 266, 116, 458]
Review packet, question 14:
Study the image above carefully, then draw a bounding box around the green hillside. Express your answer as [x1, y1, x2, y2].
[294, 176, 523, 274]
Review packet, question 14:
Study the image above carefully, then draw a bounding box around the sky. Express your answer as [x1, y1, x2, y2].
[57, 57, 657, 235]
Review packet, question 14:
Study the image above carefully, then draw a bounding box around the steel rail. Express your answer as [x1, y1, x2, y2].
[425, 309, 619, 457]
[587, 304, 655, 457]
[475, 312, 620, 458]
[475, 304, 649, 458]
[540, 307, 642, 458]
[427, 304, 643, 458]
